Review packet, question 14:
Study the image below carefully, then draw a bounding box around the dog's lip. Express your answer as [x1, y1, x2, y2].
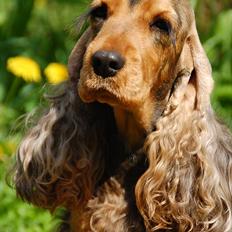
[78, 80, 119, 105]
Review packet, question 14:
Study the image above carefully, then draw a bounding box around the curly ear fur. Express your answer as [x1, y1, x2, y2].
[135, 14, 232, 232]
[14, 83, 115, 210]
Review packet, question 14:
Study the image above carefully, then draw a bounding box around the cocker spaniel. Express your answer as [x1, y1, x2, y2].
[13, 0, 232, 231]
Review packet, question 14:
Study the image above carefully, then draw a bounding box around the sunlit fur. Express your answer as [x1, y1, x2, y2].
[136, 87, 232, 231]
[13, 0, 232, 231]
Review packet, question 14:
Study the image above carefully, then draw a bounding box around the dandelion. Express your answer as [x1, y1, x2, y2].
[7, 56, 41, 82]
[44, 63, 69, 84]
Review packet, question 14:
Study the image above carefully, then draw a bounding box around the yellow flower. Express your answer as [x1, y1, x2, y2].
[44, 63, 68, 84]
[7, 56, 41, 82]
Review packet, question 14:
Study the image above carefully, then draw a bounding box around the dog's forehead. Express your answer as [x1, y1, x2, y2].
[91, 0, 183, 16]
[91, 0, 180, 7]
[90, 0, 192, 33]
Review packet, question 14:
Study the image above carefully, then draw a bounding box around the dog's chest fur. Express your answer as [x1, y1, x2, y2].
[60, 153, 147, 232]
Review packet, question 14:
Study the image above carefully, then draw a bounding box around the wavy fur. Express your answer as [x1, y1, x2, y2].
[136, 91, 232, 231]
[14, 83, 125, 211]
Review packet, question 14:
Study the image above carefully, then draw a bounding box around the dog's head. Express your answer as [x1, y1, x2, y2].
[69, 0, 212, 121]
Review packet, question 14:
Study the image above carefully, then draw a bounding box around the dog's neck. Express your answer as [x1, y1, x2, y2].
[113, 99, 156, 152]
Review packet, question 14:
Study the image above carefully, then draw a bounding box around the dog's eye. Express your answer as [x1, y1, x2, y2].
[150, 18, 172, 34]
[90, 4, 108, 21]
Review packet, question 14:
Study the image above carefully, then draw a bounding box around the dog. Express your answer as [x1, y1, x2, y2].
[13, 0, 232, 231]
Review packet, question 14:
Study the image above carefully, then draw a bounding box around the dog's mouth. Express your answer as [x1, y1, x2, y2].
[78, 70, 122, 105]
[78, 70, 146, 109]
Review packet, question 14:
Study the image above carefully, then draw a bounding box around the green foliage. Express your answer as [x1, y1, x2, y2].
[208, 9, 232, 125]
[0, 0, 231, 231]
[0, 161, 55, 232]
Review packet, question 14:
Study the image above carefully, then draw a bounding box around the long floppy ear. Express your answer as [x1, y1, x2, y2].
[13, 84, 115, 211]
[187, 20, 214, 110]
[68, 27, 93, 82]
[135, 16, 232, 231]
[165, 18, 213, 115]
[164, 42, 194, 115]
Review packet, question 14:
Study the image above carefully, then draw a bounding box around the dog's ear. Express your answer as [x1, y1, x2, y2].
[137, 8, 232, 231]
[166, 42, 194, 113]
[187, 20, 214, 110]
[167, 19, 213, 114]
[68, 28, 93, 82]
[13, 85, 110, 211]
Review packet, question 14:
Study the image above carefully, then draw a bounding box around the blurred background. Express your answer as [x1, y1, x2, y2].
[0, 0, 231, 231]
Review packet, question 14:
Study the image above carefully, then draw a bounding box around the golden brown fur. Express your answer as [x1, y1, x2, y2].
[12, 0, 232, 231]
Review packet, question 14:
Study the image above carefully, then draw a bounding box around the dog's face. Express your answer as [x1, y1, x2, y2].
[76, 0, 193, 111]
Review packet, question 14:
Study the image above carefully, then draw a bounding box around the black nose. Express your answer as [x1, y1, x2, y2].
[92, 50, 125, 78]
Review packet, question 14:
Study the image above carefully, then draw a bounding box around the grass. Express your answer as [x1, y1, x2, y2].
[0, 160, 55, 232]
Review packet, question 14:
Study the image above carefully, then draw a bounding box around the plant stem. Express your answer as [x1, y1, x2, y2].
[5, 77, 22, 105]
